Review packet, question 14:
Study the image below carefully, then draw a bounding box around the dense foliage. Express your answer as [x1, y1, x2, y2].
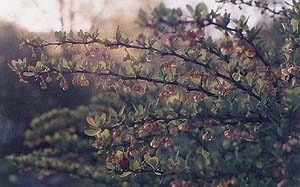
[7, 1, 300, 186]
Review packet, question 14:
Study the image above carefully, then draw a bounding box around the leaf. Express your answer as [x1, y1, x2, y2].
[144, 154, 151, 165]
[84, 129, 98, 136]
[97, 150, 106, 155]
[137, 105, 144, 115]
[101, 129, 110, 139]
[95, 113, 106, 126]
[91, 143, 98, 148]
[115, 150, 123, 160]
[186, 4, 195, 17]
[23, 72, 35, 77]
[291, 18, 298, 32]
[119, 171, 132, 177]
[201, 149, 211, 166]
[195, 3, 208, 18]
[119, 105, 126, 116]
[154, 171, 162, 176]
[149, 157, 159, 169]
[8, 61, 17, 71]
[144, 154, 159, 169]
[55, 31, 62, 40]
[197, 154, 206, 170]
[35, 61, 44, 70]
[232, 72, 241, 81]
[255, 161, 263, 169]
[109, 107, 118, 119]
[131, 160, 140, 171]
[167, 158, 175, 167]
[106, 163, 114, 170]
[115, 26, 122, 41]
[86, 116, 97, 126]
[55, 31, 66, 42]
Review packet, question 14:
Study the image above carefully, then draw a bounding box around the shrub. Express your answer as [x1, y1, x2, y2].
[7, 1, 300, 186]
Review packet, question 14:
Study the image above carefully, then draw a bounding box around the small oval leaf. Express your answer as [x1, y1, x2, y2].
[106, 163, 114, 170]
[86, 116, 96, 126]
[84, 129, 98, 136]
[119, 171, 132, 177]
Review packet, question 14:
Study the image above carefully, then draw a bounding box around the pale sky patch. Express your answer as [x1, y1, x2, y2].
[0, 0, 279, 32]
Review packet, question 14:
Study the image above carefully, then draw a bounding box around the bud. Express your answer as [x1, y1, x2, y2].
[40, 80, 47, 89]
[169, 127, 178, 135]
[45, 76, 52, 83]
[288, 65, 297, 75]
[123, 86, 131, 93]
[19, 78, 29, 85]
[128, 147, 137, 157]
[81, 79, 90, 87]
[178, 123, 188, 131]
[119, 154, 130, 171]
[150, 138, 160, 148]
[202, 131, 213, 141]
[245, 48, 256, 58]
[164, 137, 172, 148]
[284, 43, 293, 51]
[130, 137, 137, 145]
[277, 180, 284, 187]
[224, 130, 231, 137]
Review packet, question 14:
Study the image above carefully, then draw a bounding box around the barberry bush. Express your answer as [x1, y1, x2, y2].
[7, 1, 300, 186]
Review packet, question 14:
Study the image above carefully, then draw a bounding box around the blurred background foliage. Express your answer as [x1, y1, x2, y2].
[0, 21, 94, 187]
[0, 0, 287, 186]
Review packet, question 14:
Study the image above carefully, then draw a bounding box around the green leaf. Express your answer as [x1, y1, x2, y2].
[186, 4, 195, 17]
[119, 105, 126, 116]
[119, 171, 132, 177]
[23, 72, 35, 77]
[201, 149, 210, 166]
[97, 150, 106, 155]
[106, 163, 114, 170]
[144, 154, 151, 165]
[195, 3, 208, 18]
[84, 129, 98, 136]
[115, 26, 122, 41]
[100, 129, 110, 139]
[137, 105, 144, 115]
[197, 154, 206, 170]
[109, 107, 118, 119]
[144, 154, 158, 169]
[55, 31, 66, 42]
[222, 13, 231, 26]
[131, 160, 140, 171]
[255, 160, 263, 169]
[95, 113, 106, 126]
[35, 61, 44, 70]
[232, 72, 241, 81]
[167, 158, 175, 167]
[291, 18, 298, 32]
[149, 157, 159, 169]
